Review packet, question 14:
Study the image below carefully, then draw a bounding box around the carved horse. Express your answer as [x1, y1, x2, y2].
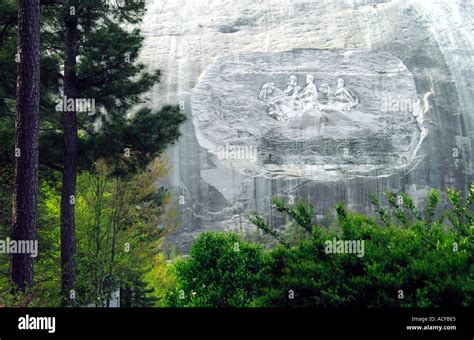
[259, 82, 302, 121]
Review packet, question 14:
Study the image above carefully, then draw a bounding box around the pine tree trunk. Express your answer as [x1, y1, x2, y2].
[60, 11, 78, 306]
[11, 0, 41, 292]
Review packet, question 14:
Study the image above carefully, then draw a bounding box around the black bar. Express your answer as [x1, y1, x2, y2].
[0, 308, 472, 339]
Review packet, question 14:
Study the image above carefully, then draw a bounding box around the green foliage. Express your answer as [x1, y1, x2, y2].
[369, 192, 391, 227]
[166, 232, 268, 307]
[248, 214, 288, 246]
[120, 270, 157, 308]
[0, 287, 34, 307]
[425, 189, 441, 226]
[272, 197, 314, 232]
[143, 253, 176, 307]
[398, 192, 423, 221]
[0, 0, 185, 306]
[73, 158, 173, 306]
[248, 187, 474, 307]
[0, 0, 186, 179]
[169, 185, 474, 308]
[445, 185, 473, 236]
[384, 190, 409, 227]
[0, 157, 174, 306]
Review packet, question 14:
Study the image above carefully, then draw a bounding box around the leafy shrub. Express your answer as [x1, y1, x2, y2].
[166, 184, 474, 307]
[249, 185, 473, 307]
[165, 232, 268, 307]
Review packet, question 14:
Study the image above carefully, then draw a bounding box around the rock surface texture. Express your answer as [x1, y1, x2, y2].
[139, 0, 474, 251]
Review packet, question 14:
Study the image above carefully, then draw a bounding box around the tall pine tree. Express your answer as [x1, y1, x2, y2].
[60, 0, 79, 306]
[11, 0, 41, 292]
[54, 0, 186, 305]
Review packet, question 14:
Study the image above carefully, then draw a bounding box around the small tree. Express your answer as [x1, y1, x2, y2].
[74, 157, 174, 307]
[166, 232, 268, 307]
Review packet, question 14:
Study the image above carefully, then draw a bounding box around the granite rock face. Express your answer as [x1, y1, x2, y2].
[138, 0, 474, 251]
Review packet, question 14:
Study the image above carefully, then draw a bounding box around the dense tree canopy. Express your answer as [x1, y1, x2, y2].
[0, 0, 185, 304]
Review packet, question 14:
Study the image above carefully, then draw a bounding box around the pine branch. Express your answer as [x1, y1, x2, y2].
[369, 193, 391, 227]
[384, 190, 409, 227]
[248, 214, 289, 247]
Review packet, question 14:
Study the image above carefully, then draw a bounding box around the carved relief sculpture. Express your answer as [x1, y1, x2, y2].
[259, 75, 359, 123]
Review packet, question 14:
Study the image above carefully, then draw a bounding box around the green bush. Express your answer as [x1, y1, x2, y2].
[249, 185, 473, 307]
[165, 232, 268, 307]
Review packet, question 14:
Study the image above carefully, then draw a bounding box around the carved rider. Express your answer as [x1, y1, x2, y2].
[334, 77, 359, 110]
[317, 83, 332, 104]
[300, 75, 318, 111]
[284, 75, 301, 98]
[283, 75, 302, 113]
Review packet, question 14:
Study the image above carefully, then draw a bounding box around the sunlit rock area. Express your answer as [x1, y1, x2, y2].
[138, 0, 474, 250]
